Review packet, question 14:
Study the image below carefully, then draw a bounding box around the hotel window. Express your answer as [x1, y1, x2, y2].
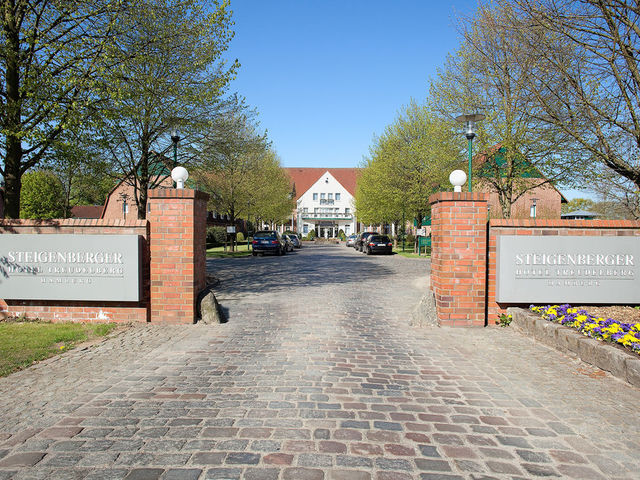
[313, 193, 318, 201]
[345, 208, 350, 214]
[345, 225, 350, 234]
[303, 224, 309, 233]
[335, 193, 341, 201]
[328, 193, 333, 200]
[320, 193, 326, 200]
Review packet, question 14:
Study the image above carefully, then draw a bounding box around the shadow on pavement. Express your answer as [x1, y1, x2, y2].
[207, 243, 396, 296]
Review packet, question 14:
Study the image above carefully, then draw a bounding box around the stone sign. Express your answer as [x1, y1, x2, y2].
[0, 234, 141, 301]
[496, 235, 640, 303]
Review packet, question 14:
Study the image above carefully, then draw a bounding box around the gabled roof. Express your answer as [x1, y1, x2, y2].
[284, 168, 360, 200]
[474, 145, 569, 203]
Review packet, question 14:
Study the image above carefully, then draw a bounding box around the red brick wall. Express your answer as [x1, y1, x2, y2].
[429, 192, 489, 327]
[101, 176, 173, 220]
[477, 180, 563, 219]
[148, 189, 209, 324]
[0, 219, 149, 323]
[487, 219, 640, 321]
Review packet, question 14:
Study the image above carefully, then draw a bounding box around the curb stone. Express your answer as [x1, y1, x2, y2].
[508, 307, 640, 389]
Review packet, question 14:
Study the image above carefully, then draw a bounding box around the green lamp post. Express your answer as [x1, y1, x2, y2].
[170, 129, 181, 167]
[455, 113, 485, 193]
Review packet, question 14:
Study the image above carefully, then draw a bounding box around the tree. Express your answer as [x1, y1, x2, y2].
[0, 0, 123, 218]
[356, 102, 458, 231]
[501, 0, 640, 192]
[20, 170, 65, 219]
[429, 2, 580, 218]
[95, 0, 238, 219]
[194, 104, 293, 250]
[44, 132, 116, 216]
[562, 197, 596, 214]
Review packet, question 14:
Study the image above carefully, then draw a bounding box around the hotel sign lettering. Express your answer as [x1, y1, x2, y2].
[496, 235, 640, 303]
[0, 234, 140, 301]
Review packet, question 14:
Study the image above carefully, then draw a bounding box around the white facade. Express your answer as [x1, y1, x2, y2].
[295, 171, 355, 238]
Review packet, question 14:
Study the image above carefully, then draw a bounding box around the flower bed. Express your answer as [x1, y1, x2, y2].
[530, 304, 640, 356]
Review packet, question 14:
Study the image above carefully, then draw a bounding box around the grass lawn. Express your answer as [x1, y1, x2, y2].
[206, 243, 253, 258]
[0, 320, 117, 377]
[393, 246, 430, 259]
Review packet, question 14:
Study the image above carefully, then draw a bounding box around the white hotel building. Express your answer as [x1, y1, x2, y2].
[285, 168, 359, 238]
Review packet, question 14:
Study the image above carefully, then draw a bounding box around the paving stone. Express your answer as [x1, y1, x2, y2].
[282, 467, 324, 480]
[1, 247, 639, 480]
[415, 458, 452, 472]
[162, 469, 202, 480]
[203, 468, 242, 479]
[123, 469, 165, 480]
[189, 453, 225, 465]
[243, 468, 280, 480]
[0, 452, 46, 467]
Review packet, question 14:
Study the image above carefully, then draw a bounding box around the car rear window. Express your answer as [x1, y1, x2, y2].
[254, 232, 276, 239]
[370, 236, 390, 242]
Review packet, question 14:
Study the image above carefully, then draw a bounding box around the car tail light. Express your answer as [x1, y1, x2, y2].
[271, 240, 279, 244]
[387, 243, 392, 246]
[369, 242, 375, 246]
[252, 240, 258, 244]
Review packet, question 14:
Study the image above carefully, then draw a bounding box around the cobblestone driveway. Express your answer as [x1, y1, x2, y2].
[1, 244, 639, 479]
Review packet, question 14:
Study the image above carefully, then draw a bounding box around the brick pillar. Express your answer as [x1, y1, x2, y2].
[429, 192, 488, 327]
[148, 189, 209, 324]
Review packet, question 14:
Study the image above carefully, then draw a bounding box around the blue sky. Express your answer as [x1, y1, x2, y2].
[225, 0, 478, 169]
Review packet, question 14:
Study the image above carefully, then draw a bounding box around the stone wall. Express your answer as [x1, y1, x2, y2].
[0, 219, 149, 323]
[0, 188, 209, 324]
[488, 219, 640, 320]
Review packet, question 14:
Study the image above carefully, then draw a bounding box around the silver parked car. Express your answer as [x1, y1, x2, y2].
[287, 233, 302, 248]
[346, 234, 357, 247]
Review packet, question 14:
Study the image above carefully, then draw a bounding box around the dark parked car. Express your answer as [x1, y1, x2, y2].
[355, 232, 377, 252]
[363, 235, 393, 255]
[282, 234, 294, 252]
[288, 233, 302, 248]
[252, 230, 286, 256]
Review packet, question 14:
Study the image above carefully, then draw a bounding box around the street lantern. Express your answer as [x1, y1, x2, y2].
[171, 129, 181, 167]
[530, 198, 538, 218]
[455, 113, 485, 193]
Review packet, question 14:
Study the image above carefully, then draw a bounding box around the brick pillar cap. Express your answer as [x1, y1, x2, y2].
[148, 188, 209, 201]
[429, 191, 489, 205]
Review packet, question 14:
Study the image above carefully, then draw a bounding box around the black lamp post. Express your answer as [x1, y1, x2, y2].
[171, 129, 181, 167]
[455, 113, 485, 193]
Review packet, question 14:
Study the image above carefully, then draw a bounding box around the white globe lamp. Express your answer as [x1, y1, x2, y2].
[449, 170, 467, 193]
[171, 166, 189, 189]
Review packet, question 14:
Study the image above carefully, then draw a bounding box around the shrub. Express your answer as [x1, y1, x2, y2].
[308, 229, 316, 240]
[338, 229, 346, 241]
[20, 170, 65, 219]
[206, 226, 227, 247]
[236, 232, 245, 242]
[406, 233, 415, 245]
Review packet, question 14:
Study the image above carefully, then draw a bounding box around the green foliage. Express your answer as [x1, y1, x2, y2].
[428, 2, 580, 218]
[356, 102, 457, 228]
[195, 98, 294, 236]
[406, 233, 416, 245]
[0, 0, 124, 218]
[96, 0, 239, 219]
[236, 232, 245, 242]
[497, 313, 513, 327]
[338, 229, 346, 241]
[206, 226, 227, 247]
[562, 198, 596, 214]
[20, 171, 65, 219]
[307, 229, 316, 240]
